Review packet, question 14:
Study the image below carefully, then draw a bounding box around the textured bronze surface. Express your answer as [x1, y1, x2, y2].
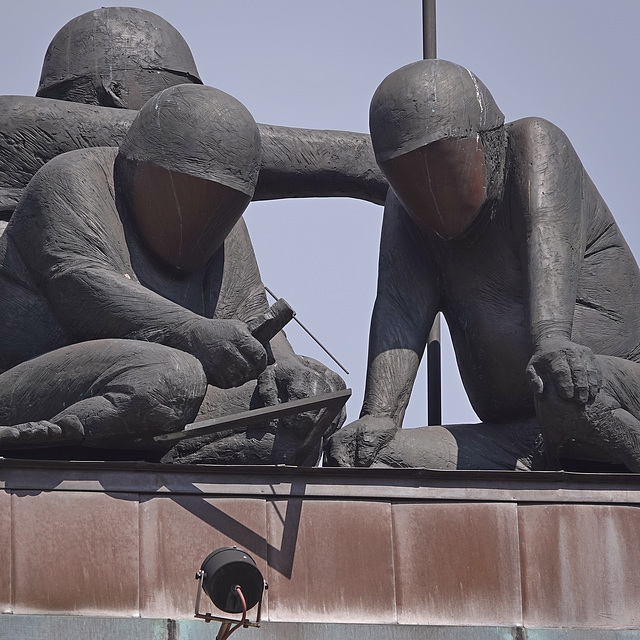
[266, 498, 396, 623]
[519, 504, 640, 628]
[11, 490, 139, 615]
[139, 495, 268, 619]
[393, 502, 522, 625]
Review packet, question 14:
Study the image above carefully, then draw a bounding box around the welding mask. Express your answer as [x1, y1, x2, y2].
[37, 7, 202, 110]
[116, 84, 261, 272]
[370, 59, 504, 239]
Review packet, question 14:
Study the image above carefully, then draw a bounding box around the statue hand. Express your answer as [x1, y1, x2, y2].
[190, 319, 267, 389]
[526, 339, 602, 404]
[257, 355, 346, 439]
[325, 415, 397, 467]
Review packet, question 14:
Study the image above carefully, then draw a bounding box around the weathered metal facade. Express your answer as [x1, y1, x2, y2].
[1, 460, 640, 638]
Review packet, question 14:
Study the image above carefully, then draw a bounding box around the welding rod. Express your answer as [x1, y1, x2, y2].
[264, 286, 349, 375]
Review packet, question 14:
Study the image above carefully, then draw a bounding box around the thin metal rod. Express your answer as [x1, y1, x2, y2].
[427, 314, 442, 426]
[423, 0, 442, 425]
[422, 0, 437, 59]
[264, 285, 350, 375]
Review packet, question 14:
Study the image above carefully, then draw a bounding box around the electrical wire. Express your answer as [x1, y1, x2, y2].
[220, 587, 247, 640]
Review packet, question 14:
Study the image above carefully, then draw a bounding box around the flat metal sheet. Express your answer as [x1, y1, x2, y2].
[266, 499, 396, 624]
[139, 495, 268, 620]
[0, 491, 10, 613]
[519, 504, 640, 628]
[0, 616, 521, 640]
[392, 502, 522, 626]
[11, 490, 139, 616]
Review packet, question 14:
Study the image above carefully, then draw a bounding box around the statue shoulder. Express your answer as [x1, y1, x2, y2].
[507, 117, 573, 155]
[23, 147, 118, 203]
[9, 147, 120, 254]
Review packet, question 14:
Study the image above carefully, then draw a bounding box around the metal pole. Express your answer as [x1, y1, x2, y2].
[422, 0, 442, 426]
[427, 314, 441, 426]
[422, 0, 437, 60]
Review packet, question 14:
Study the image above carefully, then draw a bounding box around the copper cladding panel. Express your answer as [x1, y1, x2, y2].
[392, 502, 522, 626]
[519, 504, 640, 628]
[11, 490, 139, 615]
[266, 499, 396, 623]
[0, 490, 10, 612]
[139, 496, 267, 619]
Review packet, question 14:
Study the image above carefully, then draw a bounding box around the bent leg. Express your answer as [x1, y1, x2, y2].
[535, 355, 640, 471]
[370, 419, 543, 470]
[0, 339, 207, 450]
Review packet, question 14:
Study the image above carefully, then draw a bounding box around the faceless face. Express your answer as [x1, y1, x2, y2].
[131, 161, 251, 272]
[380, 135, 487, 240]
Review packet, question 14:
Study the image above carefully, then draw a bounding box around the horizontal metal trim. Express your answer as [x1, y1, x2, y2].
[1, 616, 639, 640]
[1, 459, 640, 503]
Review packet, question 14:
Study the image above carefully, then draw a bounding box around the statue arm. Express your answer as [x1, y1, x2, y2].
[255, 125, 388, 205]
[510, 117, 600, 403]
[0, 96, 134, 213]
[11, 155, 266, 389]
[0, 97, 387, 213]
[360, 193, 439, 425]
[325, 193, 438, 466]
[509, 118, 588, 347]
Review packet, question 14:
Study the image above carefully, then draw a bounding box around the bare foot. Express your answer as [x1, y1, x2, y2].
[0, 415, 84, 448]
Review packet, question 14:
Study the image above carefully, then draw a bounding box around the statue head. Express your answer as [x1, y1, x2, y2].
[37, 7, 202, 110]
[116, 84, 261, 272]
[370, 59, 505, 239]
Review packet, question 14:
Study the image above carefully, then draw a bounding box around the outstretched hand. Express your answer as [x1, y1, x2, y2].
[526, 338, 602, 404]
[325, 414, 397, 467]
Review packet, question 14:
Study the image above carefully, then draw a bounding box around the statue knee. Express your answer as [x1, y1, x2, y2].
[133, 344, 208, 428]
[535, 385, 623, 466]
[97, 342, 207, 433]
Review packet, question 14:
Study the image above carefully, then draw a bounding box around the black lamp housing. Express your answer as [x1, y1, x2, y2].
[195, 546, 267, 627]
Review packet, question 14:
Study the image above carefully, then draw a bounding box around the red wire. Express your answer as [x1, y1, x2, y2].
[221, 587, 247, 640]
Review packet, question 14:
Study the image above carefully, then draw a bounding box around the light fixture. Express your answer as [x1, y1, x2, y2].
[195, 546, 267, 640]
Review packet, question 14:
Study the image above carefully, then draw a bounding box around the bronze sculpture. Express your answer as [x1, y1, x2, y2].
[327, 59, 640, 472]
[0, 8, 386, 464]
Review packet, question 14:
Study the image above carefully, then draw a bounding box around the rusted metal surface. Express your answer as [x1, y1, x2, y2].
[266, 499, 396, 623]
[11, 490, 139, 616]
[0, 490, 10, 612]
[1, 460, 640, 629]
[392, 502, 522, 626]
[139, 496, 268, 620]
[519, 504, 640, 629]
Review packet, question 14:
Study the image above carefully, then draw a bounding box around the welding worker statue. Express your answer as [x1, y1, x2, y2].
[327, 59, 640, 472]
[0, 6, 380, 464]
[0, 83, 343, 463]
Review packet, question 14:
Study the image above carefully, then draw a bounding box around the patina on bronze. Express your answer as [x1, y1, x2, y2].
[0, 7, 393, 464]
[0, 83, 344, 465]
[327, 59, 640, 472]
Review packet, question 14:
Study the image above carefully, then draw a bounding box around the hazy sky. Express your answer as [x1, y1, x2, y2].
[2, 1, 639, 428]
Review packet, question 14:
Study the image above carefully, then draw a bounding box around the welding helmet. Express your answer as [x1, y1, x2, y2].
[370, 59, 504, 239]
[37, 7, 202, 109]
[116, 84, 261, 271]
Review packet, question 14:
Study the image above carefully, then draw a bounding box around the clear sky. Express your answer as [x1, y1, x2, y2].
[2, 1, 639, 428]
